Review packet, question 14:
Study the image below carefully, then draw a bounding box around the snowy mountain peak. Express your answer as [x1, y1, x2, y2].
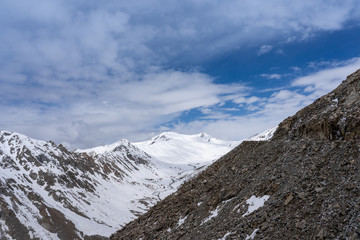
[1, 130, 43, 146]
[76, 139, 135, 155]
[150, 132, 173, 144]
[199, 132, 211, 142]
[134, 132, 240, 165]
[148, 131, 223, 145]
[0, 130, 61, 159]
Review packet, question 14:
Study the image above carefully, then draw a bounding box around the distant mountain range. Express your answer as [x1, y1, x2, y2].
[0, 128, 275, 239]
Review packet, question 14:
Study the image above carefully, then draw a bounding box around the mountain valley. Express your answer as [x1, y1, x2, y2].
[1, 130, 262, 239]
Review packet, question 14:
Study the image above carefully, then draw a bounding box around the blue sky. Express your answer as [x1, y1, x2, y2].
[0, 0, 360, 148]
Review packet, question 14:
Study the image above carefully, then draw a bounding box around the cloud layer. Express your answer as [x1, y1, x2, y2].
[171, 58, 360, 140]
[0, 0, 359, 147]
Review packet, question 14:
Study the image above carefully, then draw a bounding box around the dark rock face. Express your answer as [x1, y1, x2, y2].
[275, 70, 360, 141]
[111, 70, 360, 239]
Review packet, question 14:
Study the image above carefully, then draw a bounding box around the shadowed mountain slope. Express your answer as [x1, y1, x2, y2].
[111, 69, 360, 240]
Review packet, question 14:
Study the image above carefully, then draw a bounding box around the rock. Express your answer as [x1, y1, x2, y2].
[348, 232, 359, 240]
[345, 184, 354, 190]
[316, 229, 324, 239]
[284, 194, 294, 205]
[297, 192, 306, 199]
[334, 203, 340, 209]
[295, 219, 306, 229]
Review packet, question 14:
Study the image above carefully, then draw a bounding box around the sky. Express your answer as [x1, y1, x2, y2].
[0, 0, 360, 149]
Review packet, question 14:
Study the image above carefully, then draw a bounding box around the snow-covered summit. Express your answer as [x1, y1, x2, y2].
[76, 139, 131, 154]
[199, 132, 211, 141]
[75, 138, 149, 160]
[134, 132, 240, 164]
[1, 130, 54, 152]
[0, 130, 67, 168]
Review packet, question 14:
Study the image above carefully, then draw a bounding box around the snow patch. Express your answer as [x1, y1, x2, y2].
[202, 205, 221, 224]
[177, 215, 187, 226]
[247, 126, 277, 141]
[245, 228, 259, 240]
[242, 195, 270, 217]
[0, 219, 14, 240]
[218, 231, 232, 240]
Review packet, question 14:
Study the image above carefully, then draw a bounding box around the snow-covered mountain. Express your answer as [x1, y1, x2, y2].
[134, 132, 240, 164]
[0, 130, 244, 239]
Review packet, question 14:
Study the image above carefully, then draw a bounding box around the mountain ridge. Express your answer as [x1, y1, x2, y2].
[111, 69, 360, 239]
[0, 130, 247, 239]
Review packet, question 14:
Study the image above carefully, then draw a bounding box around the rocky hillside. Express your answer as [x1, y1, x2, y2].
[111, 69, 360, 240]
[0, 131, 237, 239]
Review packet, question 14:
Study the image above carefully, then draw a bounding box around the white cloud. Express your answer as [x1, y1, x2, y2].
[236, 96, 262, 104]
[0, 1, 359, 147]
[258, 45, 273, 55]
[1, 1, 358, 75]
[0, 69, 246, 148]
[292, 57, 360, 95]
[260, 73, 282, 79]
[171, 58, 360, 141]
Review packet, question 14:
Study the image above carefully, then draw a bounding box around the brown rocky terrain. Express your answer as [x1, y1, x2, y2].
[111, 69, 360, 240]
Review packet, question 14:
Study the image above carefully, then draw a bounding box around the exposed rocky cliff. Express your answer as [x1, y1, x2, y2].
[111, 69, 360, 240]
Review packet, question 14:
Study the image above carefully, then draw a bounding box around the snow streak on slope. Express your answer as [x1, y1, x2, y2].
[246, 126, 277, 141]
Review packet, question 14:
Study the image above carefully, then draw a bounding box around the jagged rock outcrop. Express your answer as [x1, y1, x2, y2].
[111, 69, 360, 240]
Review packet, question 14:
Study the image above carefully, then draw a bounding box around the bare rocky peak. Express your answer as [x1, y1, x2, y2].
[274, 69, 360, 141]
[111, 69, 360, 240]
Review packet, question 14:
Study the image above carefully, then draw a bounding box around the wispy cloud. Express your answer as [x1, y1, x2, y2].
[0, 1, 359, 147]
[260, 73, 282, 79]
[258, 45, 274, 56]
[0, 69, 246, 148]
[292, 57, 360, 95]
[171, 57, 360, 140]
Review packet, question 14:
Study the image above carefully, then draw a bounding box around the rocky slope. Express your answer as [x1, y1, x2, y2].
[111, 69, 360, 240]
[0, 131, 238, 239]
